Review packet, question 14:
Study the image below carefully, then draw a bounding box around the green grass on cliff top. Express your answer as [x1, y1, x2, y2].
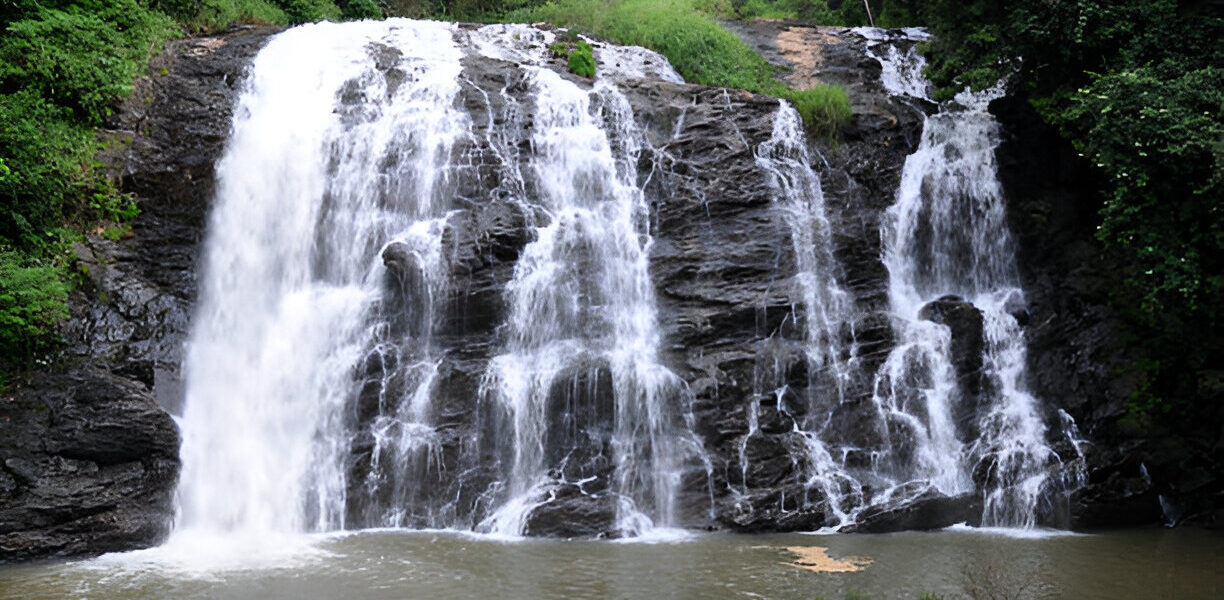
[508, 0, 851, 132]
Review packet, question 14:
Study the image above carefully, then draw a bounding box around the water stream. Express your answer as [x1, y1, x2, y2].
[175, 19, 707, 543]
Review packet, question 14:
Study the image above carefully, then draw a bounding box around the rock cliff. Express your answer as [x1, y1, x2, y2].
[2, 20, 1210, 563]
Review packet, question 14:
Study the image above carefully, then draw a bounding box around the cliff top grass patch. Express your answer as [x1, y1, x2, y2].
[513, 0, 852, 132]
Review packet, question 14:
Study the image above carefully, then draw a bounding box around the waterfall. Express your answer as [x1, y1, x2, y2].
[861, 29, 1086, 527]
[754, 103, 862, 527]
[471, 27, 706, 538]
[175, 19, 704, 541]
[172, 18, 1084, 542]
[177, 20, 468, 536]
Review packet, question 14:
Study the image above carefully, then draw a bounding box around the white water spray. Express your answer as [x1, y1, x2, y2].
[177, 20, 470, 538]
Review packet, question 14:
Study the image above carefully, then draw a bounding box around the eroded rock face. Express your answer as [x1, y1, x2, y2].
[0, 369, 179, 561]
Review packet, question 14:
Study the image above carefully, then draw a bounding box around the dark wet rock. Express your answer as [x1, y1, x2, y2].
[523, 484, 619, 538]
[848, 488, 982, 533]
[1069, 453, 1160, 529]
[919, 294, 986, 396]
[718, 484, 829, 533]
[0, 368, 180, 563]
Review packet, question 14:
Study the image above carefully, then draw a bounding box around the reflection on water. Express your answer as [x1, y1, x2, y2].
[1, 528, 1220, 600]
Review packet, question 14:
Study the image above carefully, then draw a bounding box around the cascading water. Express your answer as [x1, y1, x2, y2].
[177, 20, 469, 537]
[861, 29, 1085, 527]
[175, 19, 705, 542]
[729, 29, 1086, 531]
[752, 103, 863, 526]
[471, 28, 707, 537]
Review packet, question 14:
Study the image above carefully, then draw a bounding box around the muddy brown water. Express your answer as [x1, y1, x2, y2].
[1, 527, 1220, 599]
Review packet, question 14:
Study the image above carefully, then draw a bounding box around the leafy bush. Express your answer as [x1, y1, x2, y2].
[0, 251, 68, 364]
[0, 2, 176, 124]
[339, 0, 384, 19]
[1058, 66, 1223, 319]
[275, 0, 342, 23]
[181, 0, 290, 31]
[567, 41, 595, 77]
[0, 90, 95, 248]
[549, 39, 596, 77]
[89, 184, 141, 224]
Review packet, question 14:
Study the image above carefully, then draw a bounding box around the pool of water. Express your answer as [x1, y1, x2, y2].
[1, 527, 1219, 599]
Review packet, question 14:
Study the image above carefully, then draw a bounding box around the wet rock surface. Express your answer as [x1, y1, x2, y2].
[0, 368, 180, 562]
[846, 485, 982, 533]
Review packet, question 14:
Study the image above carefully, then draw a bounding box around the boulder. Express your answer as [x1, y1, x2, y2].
[848, 488, 983, 533]
[918, 295, 985, 391]
[0, 369, 179, 563]
[522, 484, 619, 538]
